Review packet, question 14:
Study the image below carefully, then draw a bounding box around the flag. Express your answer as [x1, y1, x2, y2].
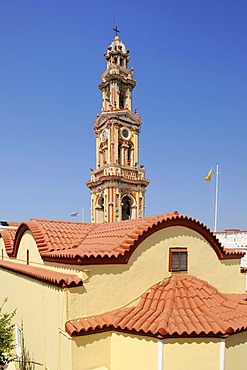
[204, 168, 212, 181]
[71, 211, 79, 217]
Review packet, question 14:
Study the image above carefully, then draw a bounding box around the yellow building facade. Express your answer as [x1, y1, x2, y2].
[1, 213, 247, 369]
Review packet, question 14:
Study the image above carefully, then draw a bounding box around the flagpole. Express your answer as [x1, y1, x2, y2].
[81, 207, 84, 223]
[214, 163, 219, 232]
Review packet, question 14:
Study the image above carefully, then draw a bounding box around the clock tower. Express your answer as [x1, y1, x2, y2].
[86, 33, 149, 223]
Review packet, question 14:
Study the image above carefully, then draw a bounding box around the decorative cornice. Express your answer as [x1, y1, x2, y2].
[99, 75, 136, 91]
[86, 175, 150, 189]
[94, 111, 142, 130]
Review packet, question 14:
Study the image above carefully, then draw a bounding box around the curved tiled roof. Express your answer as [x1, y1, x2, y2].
[66, 274, 247, 338]
[12, 219, 97, 257]
[8, 212, 244, 264]
[0, 260, 82, 288]
[43, 213, 180, 261]
[0, 228, 18, 255]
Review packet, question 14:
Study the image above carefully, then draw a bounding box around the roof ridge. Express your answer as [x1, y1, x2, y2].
[74, 223, 100, 248]
[30, 218, 91, 225]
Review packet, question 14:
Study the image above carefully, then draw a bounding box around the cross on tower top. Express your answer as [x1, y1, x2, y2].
[113, 26, 120, 37]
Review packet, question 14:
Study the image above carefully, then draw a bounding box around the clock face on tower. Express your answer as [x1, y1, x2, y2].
[101, 129, 108, 142]
[120, 127, 130, 140]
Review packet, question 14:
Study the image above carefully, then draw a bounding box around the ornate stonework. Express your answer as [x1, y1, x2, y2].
[87, 35, 149, 223]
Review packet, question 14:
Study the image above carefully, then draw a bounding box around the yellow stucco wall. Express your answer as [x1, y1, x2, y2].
[225, 331, 247, 370]
[17, 230, 44, 266]
[0, 268, 71, 370]
[60, 330, 72, 370]
[72, 332, 111, 370]
[111, 332, 157, 370]
[164, 337, 220, 370]
[71, 332, 157, 370]
[0, 238, 8, 257]
[58, 226, 245, 319]
[70, 332, 223, 370]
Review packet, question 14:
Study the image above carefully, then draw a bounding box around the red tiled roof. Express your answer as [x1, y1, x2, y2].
[23, 219, 96, 254]
[65, 274, 247, 338]
[9, 212, 244, 264]
[11, 219, 96, 258]
[0, 260, 83, 288]
[43, 213, 180, 260]
[0, 229, 17, 255]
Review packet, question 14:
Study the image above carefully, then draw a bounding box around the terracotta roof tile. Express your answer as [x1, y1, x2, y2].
[66, 274, 247, 338]
[40, 215, 244, 261]
[9, 212, 244, 264]
[11, 219, 96, 257]
[0, 260, 82, 288]
[0, 229, 17, 255]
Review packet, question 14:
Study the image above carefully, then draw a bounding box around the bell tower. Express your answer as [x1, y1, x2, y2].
[86, 31, 149, 223]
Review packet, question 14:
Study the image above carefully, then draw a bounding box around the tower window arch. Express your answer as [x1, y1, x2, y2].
[121, 194, 136, 220]
[122, 196, 131, 220]
[127, 144, 133, 166]
[95, 195, 104, 223]
[118, 140, 123, 165]
[119, 93, 125, 109]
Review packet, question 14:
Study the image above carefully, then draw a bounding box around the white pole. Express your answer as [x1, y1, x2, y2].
[157, 339, 164, 370]
[81, 208, 84, 223]
[220, 338, 226, 370]
[214, 163, 219, 232]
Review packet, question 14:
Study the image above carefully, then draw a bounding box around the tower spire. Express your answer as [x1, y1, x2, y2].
[86, 35, 149, 223]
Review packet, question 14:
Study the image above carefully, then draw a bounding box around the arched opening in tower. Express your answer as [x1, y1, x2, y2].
[127, 145, 132, 166]
[95, 195, 104, 223]
[118, 142, 122, 165]
[121, 195, 132, 220]
[119, 93, 125, 109]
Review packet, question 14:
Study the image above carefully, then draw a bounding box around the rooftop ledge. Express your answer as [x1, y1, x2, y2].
[0, 260, 83, 289]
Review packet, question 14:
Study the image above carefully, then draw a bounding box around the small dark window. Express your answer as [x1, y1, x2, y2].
[169, 248, 187, 272]
[122, 196, 131, 220]
[119, 94, 125, 109]
[127, 146, 131, 165]
[118, 143, 122, 164]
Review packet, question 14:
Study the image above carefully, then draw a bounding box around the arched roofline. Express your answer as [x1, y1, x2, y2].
[0, 229, 17, 256]
[11, 221, 49, 258]
[42, 215, 244, 265]
[129, 216, 237, 261]
[96, 216, 243, 264]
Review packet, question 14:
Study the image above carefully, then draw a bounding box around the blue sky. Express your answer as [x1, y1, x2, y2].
[0, 0, 246, 231]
